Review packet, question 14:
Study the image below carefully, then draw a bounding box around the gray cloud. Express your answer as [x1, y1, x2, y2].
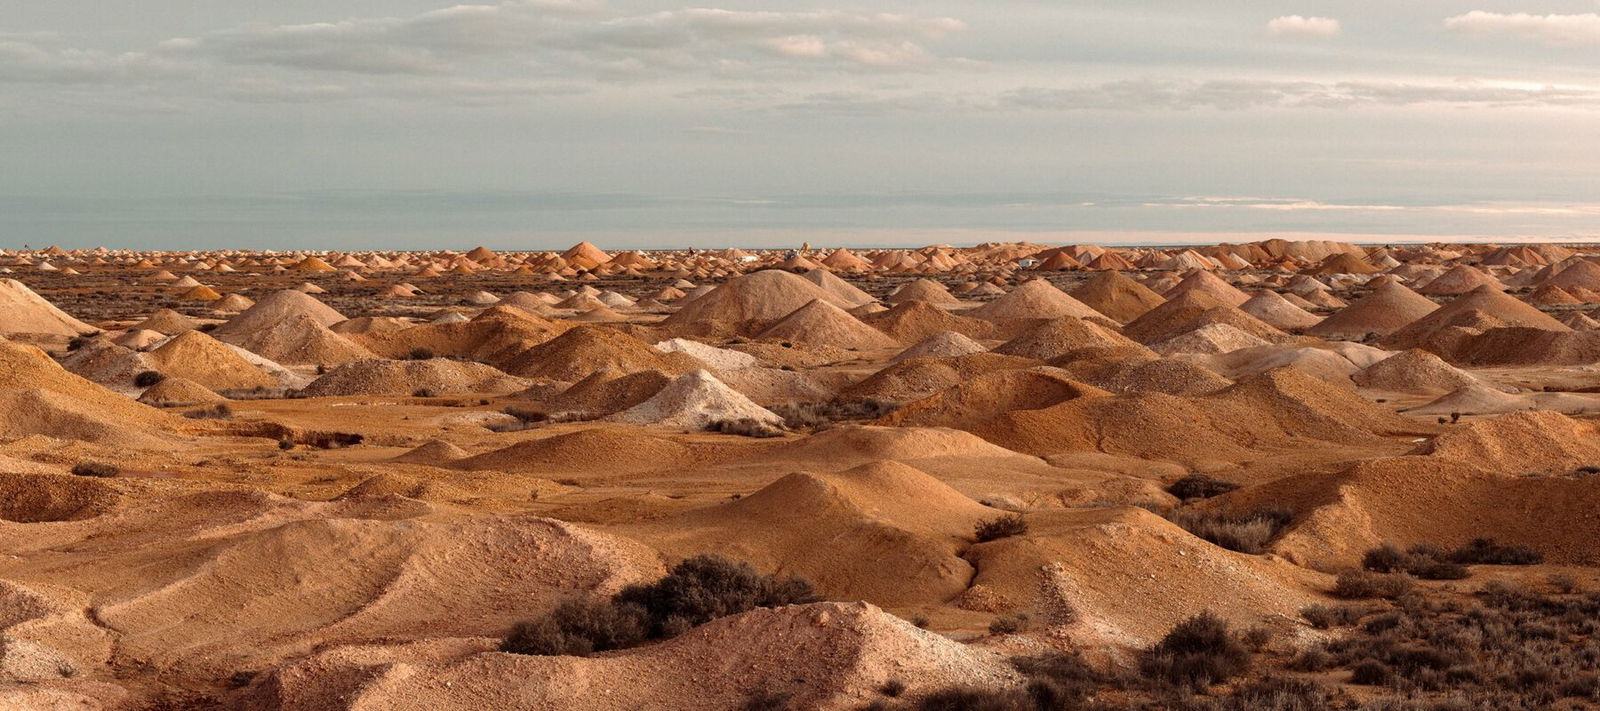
[155, 3, 966, 78]
[0, 41, 181, 83]
[1445, 11, 1600, 44]
[1000, 79, 1600, 111]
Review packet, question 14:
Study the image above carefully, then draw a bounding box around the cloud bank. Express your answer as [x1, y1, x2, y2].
[1444, 11, 1600, 44]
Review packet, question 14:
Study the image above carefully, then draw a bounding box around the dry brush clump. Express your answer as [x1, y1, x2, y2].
[1360, 539, 1542, 583]
[502, 555, 817, 657]
[1165, 474, 1241, 501]
[1448, 538, 1543, 566]
[974, 514, 1029, 543]
[1139, 611, 1253, 690]
[1300, 603, 1367, 630]
[181, 403, 234, 420]
[706, 417, 786, 438]
[1167, 508, 1292, 555]
[902, 616, 1340, 710]
[766, 399, 895, 431]
[486, 406, 549, 433]
[988, 613, 1031, 636]
[1332, 569, 1417, 600]
[71, 462, 119, 478]
[1290, 581, 1600, 705]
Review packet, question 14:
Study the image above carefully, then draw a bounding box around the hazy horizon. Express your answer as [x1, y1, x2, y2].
[7, 1, 1600, 249]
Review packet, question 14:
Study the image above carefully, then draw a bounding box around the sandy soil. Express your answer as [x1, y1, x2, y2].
[3, 240, 1600, 709]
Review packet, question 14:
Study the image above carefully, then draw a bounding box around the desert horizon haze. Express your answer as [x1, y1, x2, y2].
[6, 1, 1600, 248]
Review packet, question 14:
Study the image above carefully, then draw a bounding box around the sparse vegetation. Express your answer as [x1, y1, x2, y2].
[1360, 539, 1541, 581]
[182, 403, 234, 420]
[739, 691, 794, 711]
[1331, 569, 1415, 599]
[134, 370, 165, 387]
[217, 386, 294, 400]
[408, 347, 435, 360]
[412, 387, 436, 398]
[1293, 581, 1600, 704]
[767, 400, 895, 430]
[502, 555, 818, 657]
[487, 406, 550, 433]
[707, 417, 785, 438]
[1165, 474, 1240, 501]
[1448, 537, 1543, 565]
[988, 613, 1031, 635]
[1361, 543, 1469, 580]
[71, 462, 119, 478]
[1300, 603, 1366, 629]
[1138, 611, 1251, 689]
[1166, 508, 1292, 555]
[974, 513, 1028, 542]
[615, 554, 818, 638]
[500, 598, 648, 656]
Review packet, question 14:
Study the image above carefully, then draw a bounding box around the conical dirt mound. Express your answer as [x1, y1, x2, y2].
[757, 299, 900, 350]
[0, 279, 94, 337]
[608, 370, 780, 429]
[1068, 270, 1165, 323]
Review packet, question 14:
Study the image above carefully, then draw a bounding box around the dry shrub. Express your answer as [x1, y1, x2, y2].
[1448, 538, 1543, 566]
[134, 370, 165, 387]
[739, 691, 795, 711]
[988, 613, 1031, 636]
[1363, 539, 1539, 580]
[1361, 543, 1469, 581]
[1300, 604, 1366, 629]
[1332, 570, 1416, 600]
[504, 555, 818, 657]
[487, 406, 548, 433]
[767, 400, 894, 430]
[1139, 611, 1251, 689]
[182, 404, 234, 420]
[1165, 474, 1240, 501]
[706, 418, 785, 438]
[1167, 508, 1291, 555]
[500, 598, 647, 656]
[218, 386, 292, 400]
[974, 514, 1028, 542]
[71, 462, 119, 478]
[615, 555, 818, 638]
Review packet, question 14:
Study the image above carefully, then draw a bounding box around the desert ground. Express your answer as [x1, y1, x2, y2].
[2, 239, 1599, 710]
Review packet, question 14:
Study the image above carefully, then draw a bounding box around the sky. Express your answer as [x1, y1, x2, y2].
[5, 1, 1600, 250]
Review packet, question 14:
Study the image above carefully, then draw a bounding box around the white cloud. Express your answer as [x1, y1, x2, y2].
[1267, 15, 1341, 39]
[0, 41, 184, 83]
[1444, 11, 1600, 44]
[157, 4, 966, 76]
[999, 79, 1600, 112]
